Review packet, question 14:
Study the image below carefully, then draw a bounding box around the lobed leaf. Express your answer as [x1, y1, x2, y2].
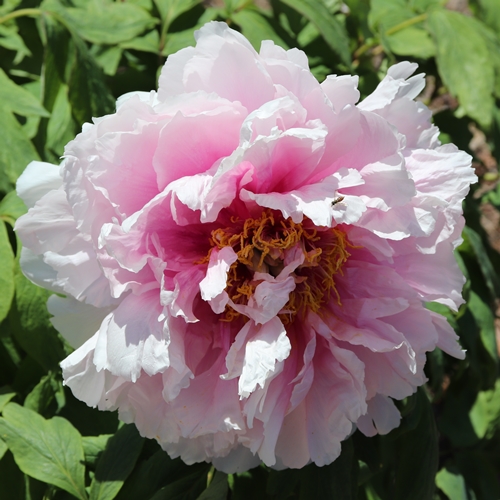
[42, 0, 158, 45]
[428, 9, 495, 127]
[279, 0, 351, 65]
[0, 69, 49, 118]
[0, 221, 15, 324]
[231, 10, 288, 51]
[0, 403, 87, 499]
[436, 466, 468, 500]
[89, 424, 144, 500]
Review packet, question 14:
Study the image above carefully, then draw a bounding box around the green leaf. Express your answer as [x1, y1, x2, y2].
[46, 83, 76, 156]
[44, 0, 158, 45]
[162, 28, 197, 55]
[40, 12, 68, 112]
[89, 424, 144, 500]
[456, 451, 500, 500]
[0, 221, 15, 325]
[393, 388, 438, 500]
[120, 29, 160, 54]
[67, 35, 116, 125]
[0, 0, 22, 16]
[469, 378, 500, 440]
[10, 268, 66, 371]
[0, 389, 16, 413]
[299, 438, 357, 500]
[93, 46, 123, 76]
[468, 291, 498, 364]
[197, 471, 228, 500]
[24, 371, 65, 415]
[478, 0, 500, 32]
[436, 466, 468, 500]
[0, 403, 87, 499]
[0, 106, 40, 190]
[231, 10, 288, 51]
[149, 464, 211, 500]
[0, 191, 28, 226]
[385, 27, 435, 59]
[154, 0, 201, 25]
[0, 25, 31, 64]
[82, 435, 112, 468]
[113, 449, 179, 500]
[428, 10, 495, 127]
[463, 226, 500, 300]
[0, 69, 49, 118]
[368, 0, 414, 33]
[279, 0, 351, 65]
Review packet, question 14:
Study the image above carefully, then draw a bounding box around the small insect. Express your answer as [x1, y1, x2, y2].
[331, 195, 345, 207]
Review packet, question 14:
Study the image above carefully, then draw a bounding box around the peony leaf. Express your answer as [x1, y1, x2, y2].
[0, 106, 40, 190]
[67, 35, 116, 125]
[279, 0, 351, 65]
[24, 372, 66, 415]
[0, 0, 22, 16]
[368, 0, 414, 33]
[463, 227, 500, 301]
[468, 291, 498, 364]
[436, 466, 468, 500]
[469, 379, 500, 441]
[0, 191, 27, 226]
[120, 29, 160, 54]
[82, 435, 112, 468]
[154, 0, 201, 25]
[392, 388, 439, 500]
[149, 464, 211, 500]
[10, 268, 65, 371]
[455, 451, 500, 500]
[40, 13, 68, 112]
[46, 84, 76, 157]
[0, 403, 87, 500]
[196, 471, 228, 500]
[92, 45, 123, 76]
[0, 390, 16, 414]
[428, 9, 495, 127]
[298, 439, 357, 499]
[112, 449, 178, 500]
[0, 221, 15, 324]
[0, 25, 31, 65]
[89, 424, 144, 500]
[231, 10, 288, 51]
[384, 27, 435, 59]
[478, 0, 500, 32]
[0, 69, 49, 118]
[43, 0, 158, 45]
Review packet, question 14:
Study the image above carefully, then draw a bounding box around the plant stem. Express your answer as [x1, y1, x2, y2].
[353, 13, 428, 59]
[0, 8, 42, 25]
[385, 13, 427, 35]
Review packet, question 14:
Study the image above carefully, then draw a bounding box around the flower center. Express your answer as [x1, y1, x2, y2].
[204, 210, 351, 323]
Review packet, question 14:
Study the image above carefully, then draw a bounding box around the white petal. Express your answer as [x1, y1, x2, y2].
[16, 161, 62, 209]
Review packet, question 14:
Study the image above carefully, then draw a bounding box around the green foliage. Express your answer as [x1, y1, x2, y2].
[0, 0, 499, 498]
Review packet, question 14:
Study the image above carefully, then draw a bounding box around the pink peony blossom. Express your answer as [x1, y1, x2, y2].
[15, 22, 476, 471]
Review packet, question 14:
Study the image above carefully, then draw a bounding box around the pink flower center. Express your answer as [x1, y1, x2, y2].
[203, 210, 351, 323]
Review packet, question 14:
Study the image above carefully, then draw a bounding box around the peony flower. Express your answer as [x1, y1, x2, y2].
[15, 22, 476, 472]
